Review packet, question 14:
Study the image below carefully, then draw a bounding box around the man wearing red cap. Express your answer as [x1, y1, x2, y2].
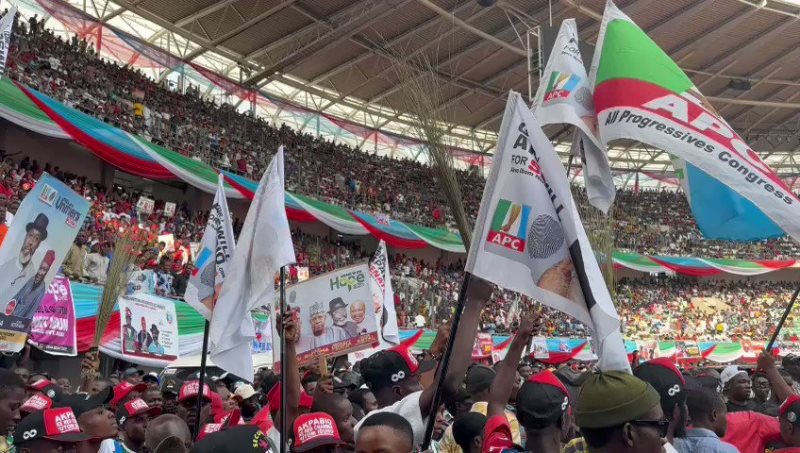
[8, 249, 55, 319]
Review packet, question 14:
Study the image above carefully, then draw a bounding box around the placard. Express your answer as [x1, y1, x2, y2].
[28, 275, 77, 356]
[163, 202, 176, 217]
[119, 294, 179, 361]
[136, 196, 154, 214]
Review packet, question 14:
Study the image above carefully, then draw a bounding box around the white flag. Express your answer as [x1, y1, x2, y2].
[185, 174, 235, 320]
[466, 92, 629, 372]
[533, 18, 615, 214]
[368, 240, 399, 347]
[209, 147, 296, 380]
[0, 6, 17, 79]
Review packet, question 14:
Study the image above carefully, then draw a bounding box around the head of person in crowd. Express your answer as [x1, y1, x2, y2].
[302, 372, 320, 395]
[112, 381, 148, 408]
[452, 412, 487, 453]
[58, 386, 117, 444]
[464, 365, 495, 403]
[752, 373, 772, 403]
[348, 389, 378, 416]
[783, 354, 800, 383]
[191, 425, 274, 453]
[56, 377, 72, 395]
[144, 372, 161, 390]
[117, 398, 162, 452]
[721, 365, 751, 407]
[692, 369, 722, 394]
[576, 370, 665, 453]
[14, 407, 97, 453]
[234, 384, 261, 420]
[517, 362, 533, 381]
[515, 370, 573, 447]
[359, 343, 435, 407]
[333, 371, 362, 397]
[162, 378, 181, 414]
[779, 395, 800, 448]
[312, 392, 355, 444]
[355, 412, 414, 453]
[145, 414, 192, 453]
[176, 381, 213, 430]
[634, 358, 688, 440]
[12, 366, 30, 384]
[0, 369, 25, 438]
[26, 378, 62, 401]
[444, 387, 473, 421]
[685, 388, 728, 438]
[144, 387, 165, 411]
[292, 412, 346, 453]
[89, 378, 113, 397]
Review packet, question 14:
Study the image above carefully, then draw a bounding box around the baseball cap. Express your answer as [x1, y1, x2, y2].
[634, 358, 687, 415]
[516, 370, 571, 429]
[21, 393, 53, 414]
[784, 354, 800, 368]
[123, 367, 144, 378]
[191, 425, 275, 453]
[27, 379, 62, 402]
[143, 372, 160, 385]
[56, 387, 114, 417]
[179, 380, 213, 403]
[333, 371, 363, 391]
[162, 377, 181, 396]
[720, 365, 748, 388]
[292, 412, 344, 452]
[112, 381, 148, 406]
[234, 384, 258, 401]
[781, 395, 800, 424]
[116, 398, 162, 426]
[464, 365, 496, 395]
[15, 408, 96, 446]
[361, 343, 436, 390]
[575, 371, 660, 429]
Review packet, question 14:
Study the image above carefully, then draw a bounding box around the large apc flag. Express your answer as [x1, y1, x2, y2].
[591, 0, 800, 241]
[533, 18, 614, 213]
[466, 92, 629, 372]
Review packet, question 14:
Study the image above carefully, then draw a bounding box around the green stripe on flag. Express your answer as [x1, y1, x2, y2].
[0, 78, 56, 122]
[292, 193, 356, 221]
[403, 223, 466, 253]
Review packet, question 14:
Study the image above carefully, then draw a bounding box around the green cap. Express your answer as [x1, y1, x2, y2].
[575, 370, 660, 429]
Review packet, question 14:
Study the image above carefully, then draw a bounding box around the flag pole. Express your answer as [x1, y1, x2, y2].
[422, 272, 472, 449]
[767, 284, 800, 352]
[194, 320, 210, 438]
[279, 266, 287, 453]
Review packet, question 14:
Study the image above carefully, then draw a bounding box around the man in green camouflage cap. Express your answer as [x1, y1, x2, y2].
[575, 370, 667, 453]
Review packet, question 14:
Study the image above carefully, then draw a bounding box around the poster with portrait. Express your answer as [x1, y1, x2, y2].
[472, 333, 493, 359]
[252, 311, 273, 355]
[137, 196, 154, 215]
[28, 275, 77, 356]
[119, 294, 179, 362]
[0, 173, 90, 352]
[531, 336, 550, 359]
[674, 340, 701, 360]
[163, 202, 176, 217]
[274, 264, 378, 366]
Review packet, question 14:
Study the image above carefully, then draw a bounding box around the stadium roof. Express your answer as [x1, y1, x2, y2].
[9, 0, 800, 176]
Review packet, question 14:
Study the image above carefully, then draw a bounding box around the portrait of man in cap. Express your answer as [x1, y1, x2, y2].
[0, 213, 49, 309]
[122, 308, 136, 352]
[8, 250, 56, 319]
[329, 297, 359, 338]
[300, 301, 348, 351]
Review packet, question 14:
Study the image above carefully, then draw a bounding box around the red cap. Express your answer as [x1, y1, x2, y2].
[112, 382, 147, 406]
[116, 398, 162, 426]
[642, 358, 686, 384]
[42, 250, 56, 266]
[178, 380, 212, 403]
[196, 423, 222, 441]
[528, 370, 570, 397]
[21, 393, 52, 413]
[251, 406, 275, 435]
[781, 395, 800, 420]
[299, 391, 313, 409]
[292, 412, 343, 452]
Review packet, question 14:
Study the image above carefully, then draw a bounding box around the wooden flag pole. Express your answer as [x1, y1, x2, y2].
[279, 266, 287, 453]
[194, 320, 210, 438]
[767, 284, 800, 352]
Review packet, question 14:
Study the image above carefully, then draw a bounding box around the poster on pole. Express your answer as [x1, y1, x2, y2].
[28, 275, 77, 356]
[274, 264, 377, 366]
[252, 311, 273, 355]
[119, 294, 179, 361]
[137, 196, 154, 215]
[163, 202, 176, 217]
[0, 173, 90, 352]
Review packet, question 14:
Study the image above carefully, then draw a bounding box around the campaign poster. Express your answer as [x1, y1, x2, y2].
[274, 264, 377, 366]
[471, 333, 493, 359]
[252, 311, 273, 355]
[0, 173, 90, 352]
[119, 294, 179, 361]
[163, 202, 176, 217]
[532, 336, 550, 359]
[28, 276, 77, 356]
[137, 196, 154, 215]
[674, 340, 701, 359]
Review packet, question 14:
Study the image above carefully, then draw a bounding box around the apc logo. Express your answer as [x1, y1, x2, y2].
[485, 199, 531, 253]
[543, 72, 581, 103]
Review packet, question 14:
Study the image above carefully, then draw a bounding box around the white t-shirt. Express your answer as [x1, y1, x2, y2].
[354, 390, 428, 447]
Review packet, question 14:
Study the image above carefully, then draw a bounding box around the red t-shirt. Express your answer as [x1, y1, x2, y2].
[722, 411, 781, 453]
[482, 415, 515, 453]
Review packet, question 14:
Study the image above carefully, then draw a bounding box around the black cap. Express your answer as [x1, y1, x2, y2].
[55, 387, 113, 417]
[464, 365, 495, 395]
[15, 408, 96, 445]
[328, 297, 347, 313]
[634, 358, 687, 416]
[515, 370, 570, 429]
[162, 377, 182, 396]
[333, 371, 362, 390]
[190, 425, 274, 453]
[360, 343, 436, 391]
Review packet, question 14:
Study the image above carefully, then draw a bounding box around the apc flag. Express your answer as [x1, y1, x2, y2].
[210, 147, 296, 380]
[465, 92, 629, 372]
[533, 18, 615, 214]
[369, 240, 400, 347]
[184, 174, 236, 320]
[0, 6, 16, 78]
[591, 0, 800, 241]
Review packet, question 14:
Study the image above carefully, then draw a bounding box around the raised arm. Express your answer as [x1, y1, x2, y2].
[758, 351, 793, 404]
[275, 309, 302, 432]
[487, 313, 538, 419]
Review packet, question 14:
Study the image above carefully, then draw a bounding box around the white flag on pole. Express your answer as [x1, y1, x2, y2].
[185, 173, 236, 320]
[0, 6, 17, 79]
[533, 18, 615, 214]
[466, 92, 629, 372]
[209, 147, 296, 380]
[369, 240, 400, 347]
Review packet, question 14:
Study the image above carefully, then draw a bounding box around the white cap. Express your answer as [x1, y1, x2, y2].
[234, 384, 257, 401]
[720, 365, 747, 387]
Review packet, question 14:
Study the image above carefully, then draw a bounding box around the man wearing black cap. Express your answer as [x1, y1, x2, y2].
[329, 297, 359, 338]
[14, 407, 97, 453]
[57, 387, 118, 452]
[0, 212, 48, 306]
[191, 425, 274, 453]
[514, 370, 573, 453]
[161, 378, 181, 414]
[355, 278, 493, 447]
[634, 358, 688, 443]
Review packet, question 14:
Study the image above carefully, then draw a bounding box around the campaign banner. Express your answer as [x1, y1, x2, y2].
[0, 173, 90, 352]
[28, 276, 77, 356]
[532, 337, 550, 359]
[137, 196, 154, 215]
[274, 264, 377, 366]
[163, 202, 176, 217]
[252, 311, 273, 355]
[119, 294, 179, 361]
[472, 333, 493, 359]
